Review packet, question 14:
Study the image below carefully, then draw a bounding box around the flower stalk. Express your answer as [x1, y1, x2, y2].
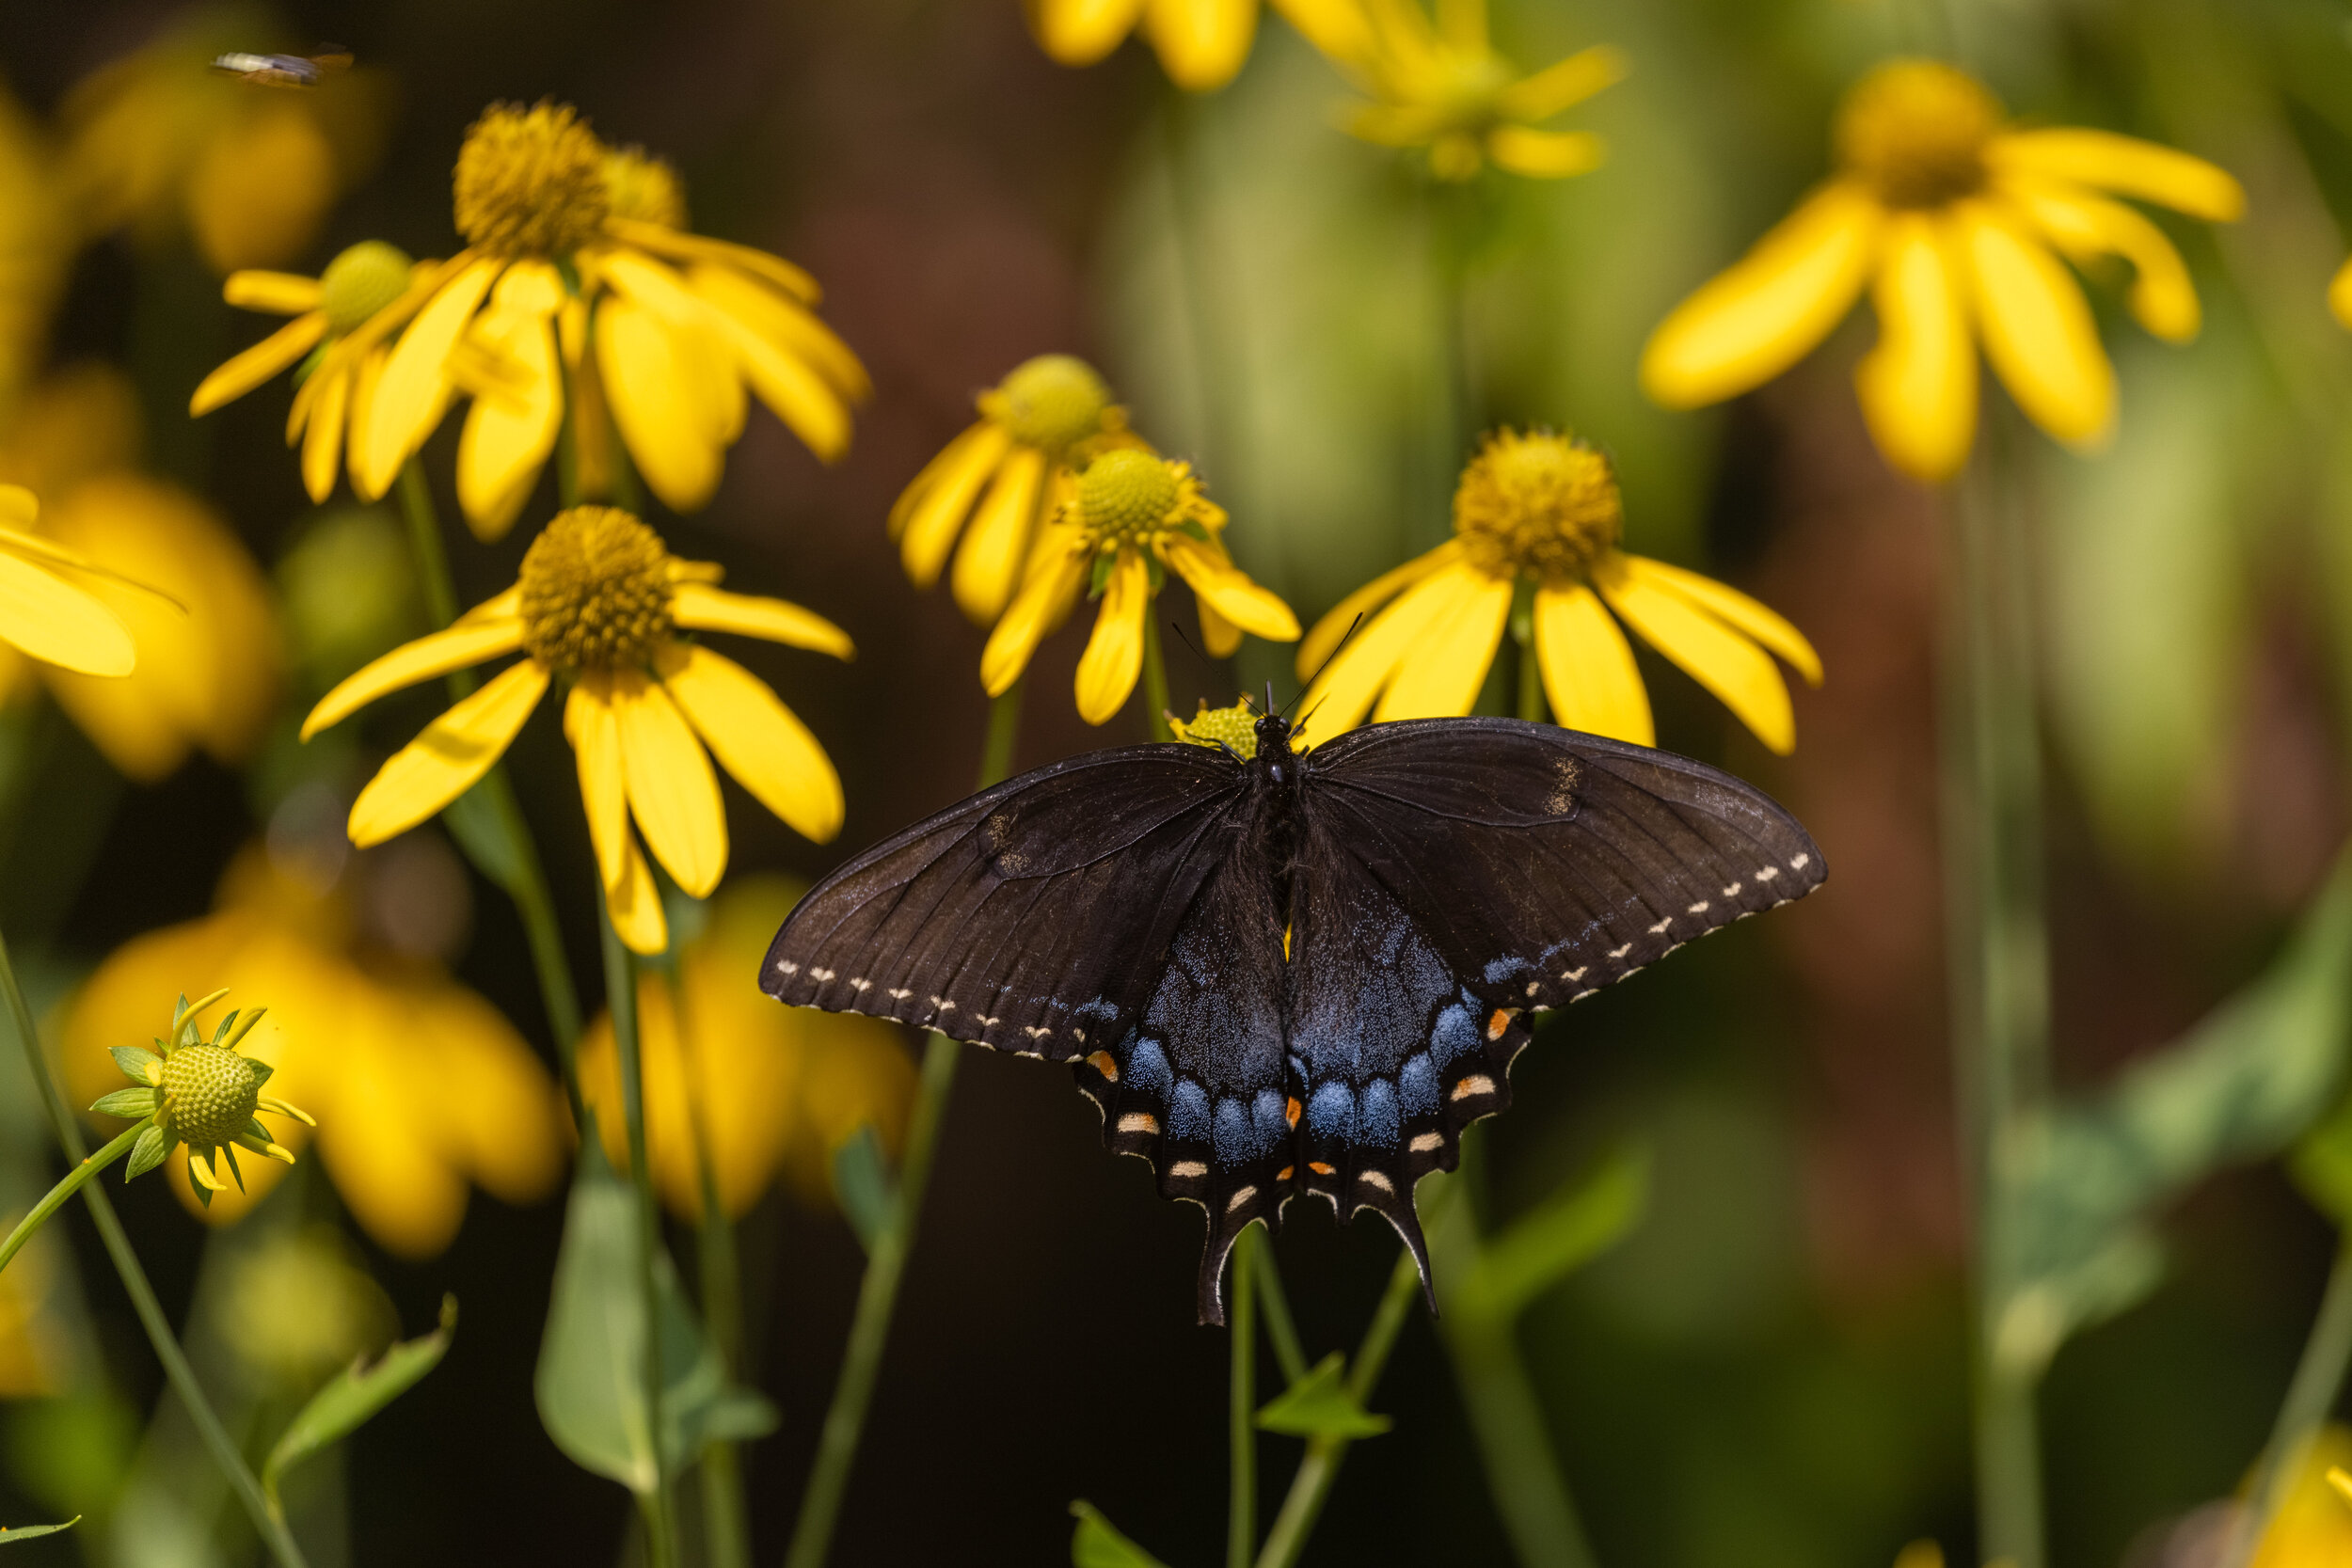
[1229, 1227, 1258, 1568]
[601, 911, 678, 1568]
[0, 1120, 143, 1276]
[2227, 1238, 2352, 1568]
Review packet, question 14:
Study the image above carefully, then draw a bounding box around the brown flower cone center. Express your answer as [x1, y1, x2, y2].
[519, 506, 675, 671]
[1835, 59, 2001, 209]
[1454, 431, 1623, 583]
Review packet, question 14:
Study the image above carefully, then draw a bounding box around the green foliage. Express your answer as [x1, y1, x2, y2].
[123, 1124, 167, 1180]
[440, 780, 527, 894]
[1255, 1352, 1393, 1439]
[831, 1123, 895, 1255]
[262, 1295, 458, 1519]
[534, 1141, 776, 1496]
[1461, 1143, 1649, 1322]
[86, 1089, 155, 1120]
[1068, 1500, 1170, 1568]
[106, 1046, 157, 1083]
[0, 1517, 76, 1543]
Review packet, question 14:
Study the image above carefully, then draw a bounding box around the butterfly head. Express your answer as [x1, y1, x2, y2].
[1252, 708, 1298, 784]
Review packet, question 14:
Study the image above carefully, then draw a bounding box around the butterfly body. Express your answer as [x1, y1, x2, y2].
[761, 713, 1824, 1323]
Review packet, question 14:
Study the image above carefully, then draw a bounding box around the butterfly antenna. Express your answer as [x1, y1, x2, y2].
[1283, 613, 1366, 720]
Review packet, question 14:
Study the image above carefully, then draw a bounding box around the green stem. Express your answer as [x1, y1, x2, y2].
[0, 931, 309, 1568]
[1142, 616, 1175, 743]
[0, 1121, 142, 1276]
[1230, 1227, 1259, 1568]
[603, 915, 676, 1568]
[1253, 1238, 1309, 1386]
[784, 681, 1024, 1568]
[1513, 600, 1542, 725]
[396, 461, 461, 629]
[1254, 1249, 1422, 1568]
[2229, 1238, 2352, 1568]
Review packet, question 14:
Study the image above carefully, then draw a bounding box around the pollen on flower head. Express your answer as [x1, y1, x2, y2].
[318, 241, 414, 335]
[1168, 698, 1260, 758]
[453, 101, 612, 259]
[604, 146, 687, 229]
[1454, 430, 1623, 582]
[1077, 449, 1184, 543]
[518, 506, 676, 671]
[989, 356, 1113, 451]
[161, 1044, 263, 1149]
[1835, 59, 2000, 209]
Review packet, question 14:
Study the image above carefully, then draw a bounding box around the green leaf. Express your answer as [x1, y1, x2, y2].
[123, 1126, 168, 1181]
[1254, 1352, 1391, 1439]
[533, 1140, 774, 1496]
[1087, 551, 1116, 600]
[107, 1047, 158, 1084]
[262, 1297, 457, 1516]
[832, 1124, 895, 1254]
[440, 778, 525, 893]
[87, 1089, 156, 1121]
[1463, 1144, 1648, 1322]
[0, 1517, 77, 1543]
[1069, 1501, 1170, 1568]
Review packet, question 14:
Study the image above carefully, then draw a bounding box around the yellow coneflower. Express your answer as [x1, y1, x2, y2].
[1326, 0, 1626, 181]
[1299, 430, 1820, 752]
[300, 505, 850, 955]
[890, 355, 1142, 626]
[190, 241, 428, 504]
[87, 989, 311, 1206]
[1641, 59, 2244, 481]
[1025, 0, 1369, 92]
[578, 876, 914, 1220]
[983, 447, 1297, 725]
[0, 483, 139, 679]
[347, 103, 866, 536]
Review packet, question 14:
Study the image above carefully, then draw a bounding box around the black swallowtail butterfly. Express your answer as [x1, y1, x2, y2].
[760, 711, 1824, 1323]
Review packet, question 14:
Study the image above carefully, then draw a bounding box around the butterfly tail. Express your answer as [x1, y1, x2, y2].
[1353, 1179, 1438, 1317]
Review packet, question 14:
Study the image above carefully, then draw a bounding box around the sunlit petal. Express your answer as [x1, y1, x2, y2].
[358, 258, 501, 499]
[2333, 257, 2352, 332]
[1595, 556, 1794, 753]
[700, 293, 853, 462]
[1854, 213, 1977, 483]
[612, 669, 727, 898]
[190, 312, 326, 417]
[1031, 0, 1149, 65]
[1199, 596, 1240, 658]
[1162, 537, 1300, 641]
[564, 674, 630, 892]
[1959, 203, 2114, 449]
[302, 619, 527, 739]
[1496, 44, 1629, 121]
[894, 422, 1011, 588]
[669, 583, 853, 659]
[347, 660, 548, 846]
[952, 445, 1047, 626]
[1295, 540, 1462, 681]
[223, 271, 324, 315]
[686, 264, 869, 401]
[2002, 177, 2200, 342]
[300, 364, 349, 504]
[456, 263, 565, 542]
[1301, 562, 1480, 736]
[1074, 550, 1152, 726]
[662, 643, 845, 843]
[1615, 555, 1821, 686]
[1987, 129, 2245, 222]
[596, 296, 726, 514]
[605, 825, 669, 956]
[981, 540, 1089, 696]
[1486, 126, 1604, 179]
[1534, 582, 1652, 746]
[1144, 0, 1257, 90]
[0, 551, 135, 677]
[1372, 570, 1511, 721]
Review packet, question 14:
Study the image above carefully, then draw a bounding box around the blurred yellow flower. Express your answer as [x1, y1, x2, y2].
[213, 1226, 395, 1389]
[983, 448, 1298, 725]
[87, 988, 310, 1204]
[1640, 58, 2243, 481]
[0, 367, 283, 781]
[1326, 0, 1625, 181]
[59, 9, 383, 273]
[1299, 430, 1820, 752]
[0, 484, 140, 679]
[1025, 0, 1369, 92]
[0, 89, 72, 428]
[892, 355, 1144, 627]
[349, 103, 866, 535]
[61, 841, 568, 1256]
[578, 876, 914, 1219]
[0, 1231, 76, 1398]
[192, 240, 431, 505]
[301, 506, 850, 954]
[2250, 1426, 2352, 1568]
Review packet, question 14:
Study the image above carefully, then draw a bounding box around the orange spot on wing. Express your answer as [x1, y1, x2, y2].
[1276, 1165, 1295, 1181]
[1085, 1050, 1119, 1082]
[1309, 1161, 1336, 1176]
[1486, 1008, 1516, 1041]
[1285, 1095, 1301, 1128]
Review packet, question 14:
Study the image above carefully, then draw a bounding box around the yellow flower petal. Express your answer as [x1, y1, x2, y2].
[699, 292, 853, 463]
[1987, 129, 2245, 223]
[670, 583, 853, 659]
[1497, 44, 1630, 122]
[1145, 0, 1257, 90]
[459, 585, 523, 626]
[564, 673, 631, 892]
[2003, 178, 2199, 343]
[1295, 540, 1462, 682]
[1372, 570, 1511, 721]
[1613, 555, 1821, 687]
[1959, 203, 2114, 449]
[456, 264, 565, 543]
[981, 539, 1089, 696]
[596, 294, 726, 513]
[358, 258, 502, 499]
[606, 828, 670, 956]
[1032, 0, 1149, 66]
[1074, 550, 1151, 726]
[300, 363, 350, 504]
[1486, 127, 1604, 180]
[1268, 0, 1371, 60]
[597, 249, 745, 444]
[662, 643, 845, 843]
[1641, 182, 1883, 409]
[687, 264, 870, 402]
[414, 982, 566, 1204]
[612, 669, 728, 897]
[0, 549, 135, 677]
[301, 619, 527, 740]
[2333, 257, 2352, 332]
[343, 346, 389, 499]
[0, 487, 32, 529]
[1534, 583, 1652, 745]
[347, 660, 549, 846]
[1594, 556, 1794, 753]
[1300, 562, 1482, 736]
[604, 222, 821, 304]
[190, 312, 328, 418]
[223, 271, 324, 315]
[1854, 213, 1977, 483]
[894, 422, 1012, 586]
[1199, 596, 1240, 658]
[952, 444, 1047, 626]
[1162, 537, 1300, 641]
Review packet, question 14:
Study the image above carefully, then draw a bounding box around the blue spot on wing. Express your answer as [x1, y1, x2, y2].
[1251, 1089, 1289, 1150]
[1214, 1098, 1251, 1164]
[1170, 1080, 1211, 1141]
[1399, 1054, 1438, 1117]
[1430, 1005, 1480, 1070]
[1124, 1037, 1171, 1099]
[1306, 1083, 1356, 1140]
[1359, 1078, 1400, 1147]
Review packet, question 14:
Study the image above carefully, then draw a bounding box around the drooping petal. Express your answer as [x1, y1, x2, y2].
[596, 295, 727, 514]
[1031, 0, 1149, 65]
[564, 674, 631, 892]
[894, 422, 1011, 587]
[1986, 129, 2245, 222]
[602, 222, 822, 304]
[1854, 213, 1977, 483]
[357, 258, 501, 499]
[1268, 0, 1372, 61]
[1485, 127, 1604, 180]
[1594, 556, 1794, 753]
[1144, 0, 1257, 90]
[1199, 596, 1239, 658]
[952, 445, 1047, 626]
[670, 583, 854, 659]
[459, 585, 523, 626]
[299, 362, 349, 504]
[1162, 537, 1300, 641]
[189, 312, 326, 417]
[1496, 43, 1630, 121]
[0, 550, 135, 677]
[1958, 203, 2115, 449]
[981, 540, 1090, 696]
[611, 669, 728, 898]
[223, 271, 323, 314]
[456, 261, 565, 543]
[597, 249, 744, 444]
[1074, 550, 1152, 726]
[1295, 540, 1462, 681]
[1301, 562, 1483, 736]
[1534, 583, 1652, 746]
[1614, 555, 1821, 686]
[686, 264, 870, 401]
[697, 288, 853, 462]
[606, 829, 670, 956]
[1372, 571, 1512, 721]
[2002, 177, 2200, 342]
[347, 660, 549, 846]
[301, 619, 527, 739]
[344, 347, 389, 500]
[662, 643, 845, 843]
[1641, 182, 1883, 409]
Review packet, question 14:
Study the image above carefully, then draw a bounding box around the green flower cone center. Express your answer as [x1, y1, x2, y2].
[161, 1044, 262, 1148]
[319, 241, 414, 335]
[1836, 59, 1999, 209]
[1454, 430, 1622, 582]
[996, 355, 1112, 451]
[1170, 699, 1260, 757]
[454, 101, 612, 259]
[1077, 450, 1182, 546]
[519, 506, 676, 671]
